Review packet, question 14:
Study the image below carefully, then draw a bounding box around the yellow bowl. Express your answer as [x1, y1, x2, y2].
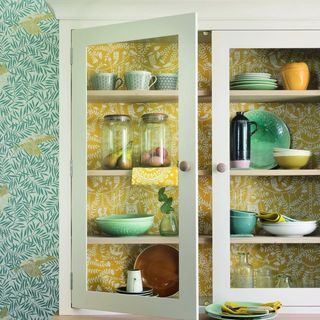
[274, 154, 311, 169]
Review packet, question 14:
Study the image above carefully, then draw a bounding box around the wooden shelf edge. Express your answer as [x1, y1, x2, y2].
[230, 90, 320, 103]
[230, 169, 320, 176]
[87, 235, 211, 245]
[87, 89, 211, 103]
[87, 169, 212, 177]
[230, 236, 320, 244]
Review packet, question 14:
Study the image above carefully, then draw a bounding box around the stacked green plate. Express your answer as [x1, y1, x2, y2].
[230, 73, 278, 90]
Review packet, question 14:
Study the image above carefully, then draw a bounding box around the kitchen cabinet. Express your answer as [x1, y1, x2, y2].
[48, 0, 320, 318]
[213, 30, 320, 308]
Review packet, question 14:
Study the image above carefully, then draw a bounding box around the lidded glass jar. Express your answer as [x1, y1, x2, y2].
[101, 114, 133, 170]
[140, 113, 171, 167]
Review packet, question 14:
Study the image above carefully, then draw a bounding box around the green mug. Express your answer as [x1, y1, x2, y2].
[92, 72, 123, 90]
[125, 71, 157, 90]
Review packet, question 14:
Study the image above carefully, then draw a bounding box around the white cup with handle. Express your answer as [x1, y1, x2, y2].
[126, 269, 143, 293]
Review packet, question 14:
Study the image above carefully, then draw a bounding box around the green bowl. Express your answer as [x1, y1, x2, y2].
[230, 215, 257, 235]
[96, 214, 154, 237]
[230, 209, 256, 217]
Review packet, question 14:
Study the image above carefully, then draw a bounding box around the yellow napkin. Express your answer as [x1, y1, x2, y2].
[222, 301, 282, 315]
[131, 167, 178, 186]
[256, 211, 286, 223]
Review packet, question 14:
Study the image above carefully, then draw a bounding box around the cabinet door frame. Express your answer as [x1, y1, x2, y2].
[71, 13, 199, 319]
[212, 30, 320, 311]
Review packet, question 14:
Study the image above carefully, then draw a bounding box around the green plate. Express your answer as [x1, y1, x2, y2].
[206, 302, 277, 319]
[245, 110, 290, 169]
[231, 79, 277, 85]
[231, 84, 277, 90]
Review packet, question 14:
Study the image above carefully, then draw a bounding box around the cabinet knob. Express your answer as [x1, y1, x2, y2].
[216, 163, 227, 173]
[179, 161, 191, 172]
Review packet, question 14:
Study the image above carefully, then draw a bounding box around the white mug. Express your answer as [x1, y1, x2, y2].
[126, 269, 143, 293]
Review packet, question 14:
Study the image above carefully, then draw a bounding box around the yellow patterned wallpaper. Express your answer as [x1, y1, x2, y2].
[86, 37, 213, 299]
[230, 49, 320, 287]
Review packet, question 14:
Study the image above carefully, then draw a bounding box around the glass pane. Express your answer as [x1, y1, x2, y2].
[229, 48, 320, 289]
[86, 35, 180, 298]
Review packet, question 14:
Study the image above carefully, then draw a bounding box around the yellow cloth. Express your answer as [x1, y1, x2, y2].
[256, 211, 286, 223]
[131, 167, 178, 186]
[222, 301, 282, 315]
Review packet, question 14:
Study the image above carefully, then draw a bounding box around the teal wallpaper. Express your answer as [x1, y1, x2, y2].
[0, 0, 59, 319]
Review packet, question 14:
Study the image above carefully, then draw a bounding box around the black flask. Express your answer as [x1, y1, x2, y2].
[230, 112, 257, 168]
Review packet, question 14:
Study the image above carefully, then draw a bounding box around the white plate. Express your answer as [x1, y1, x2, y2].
[261, 222, 318, 237]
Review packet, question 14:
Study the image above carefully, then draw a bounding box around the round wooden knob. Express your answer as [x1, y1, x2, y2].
[179, 161, 191, 172]
[216, 163, 227, 173]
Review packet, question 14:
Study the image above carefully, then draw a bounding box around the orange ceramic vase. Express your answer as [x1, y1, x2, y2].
[281, 62, 310, 90]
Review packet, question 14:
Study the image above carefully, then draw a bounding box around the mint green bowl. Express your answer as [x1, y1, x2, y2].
[96, 214, 154, 237]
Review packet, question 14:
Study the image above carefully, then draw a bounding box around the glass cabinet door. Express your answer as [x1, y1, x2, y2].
[213, 30, 320, 308]
[71, 14, 198, 319]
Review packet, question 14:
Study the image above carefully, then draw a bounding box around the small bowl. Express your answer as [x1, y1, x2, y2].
[274, 154, 311, 169]
[230, 209, 256, 217]
[230, 215, 257, 235]
[261, 221, 317, 237]
[96, 214, 154, 237]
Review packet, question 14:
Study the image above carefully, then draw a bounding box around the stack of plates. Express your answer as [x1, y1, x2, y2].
[230, 73, 278, 90]
[206, 302, 278, 320]
[116, 286, 154, 296]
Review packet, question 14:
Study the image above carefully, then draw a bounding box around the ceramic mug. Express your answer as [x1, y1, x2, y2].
[125, 71, 157, 90]
[155, 73, 178, 90]
[126, 269, 143, 293]
[92, 72, 123, 90]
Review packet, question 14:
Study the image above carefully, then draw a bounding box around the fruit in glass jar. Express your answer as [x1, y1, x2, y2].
[149, 156, 163, 167]
[155, 147, 169, 159]
[163, 157, 171, 167]
[103, 151, 121, 169]
[117, 155, 132, 169]
[141, 151, 151, 164]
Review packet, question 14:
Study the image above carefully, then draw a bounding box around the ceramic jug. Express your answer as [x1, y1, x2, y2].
[126, 269, 143, 293]
[230, 112, 257, 169]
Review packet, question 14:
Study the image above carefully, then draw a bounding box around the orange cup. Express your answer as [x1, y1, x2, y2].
[281, 62, 310, 90]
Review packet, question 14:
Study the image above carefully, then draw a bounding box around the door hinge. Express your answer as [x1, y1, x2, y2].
[70, 160, 73, 177]
[70, 272, 73, 290]
[70, 47, 73, 65]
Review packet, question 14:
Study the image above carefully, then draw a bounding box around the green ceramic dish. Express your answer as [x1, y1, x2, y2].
[230, 83, 277, 90]
[96, 214, 154, 236]
[206, 302, 277, 319]
[231, 79, 277, 84]
[245, 110, 291, 169]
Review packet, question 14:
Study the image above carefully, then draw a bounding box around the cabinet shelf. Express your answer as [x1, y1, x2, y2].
[230, 90, 320, 103]
[230, 169, 320, 176]
[230, 236, 320, 244]
[87, 169, 211, 176]
[87, 234, 212, 245]
[87, 89, 211, 103]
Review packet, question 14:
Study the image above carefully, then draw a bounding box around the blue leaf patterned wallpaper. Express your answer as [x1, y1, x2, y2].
[0, 0, 59, 319]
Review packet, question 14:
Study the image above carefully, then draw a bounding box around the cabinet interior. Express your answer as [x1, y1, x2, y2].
[229, 48, 320, 289]
[85, 31, 213, 303]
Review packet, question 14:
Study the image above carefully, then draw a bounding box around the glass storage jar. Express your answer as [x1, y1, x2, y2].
[140, 113, 171, 167]
[254, 267, 273, 288]
[233, 252, 254, 288]
[101, 114, 133, 170]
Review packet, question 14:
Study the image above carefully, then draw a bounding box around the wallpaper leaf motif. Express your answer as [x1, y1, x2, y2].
[0, 0, 58, 318]
[0, 307, 8, 319]
[19, 134, 55, 157]
[0, 64, 8, 90]
[16, 256, 56, 278]
[18, 13, 54, 35]
[0, 185, 9, 215]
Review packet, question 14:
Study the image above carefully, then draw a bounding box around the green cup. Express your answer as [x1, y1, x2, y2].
[92, 72, 123, 90]
[125, 71, 157, 90]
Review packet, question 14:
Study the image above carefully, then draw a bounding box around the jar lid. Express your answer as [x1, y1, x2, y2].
[142, 113, 168, 122]
[104, 114, 131, 122]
